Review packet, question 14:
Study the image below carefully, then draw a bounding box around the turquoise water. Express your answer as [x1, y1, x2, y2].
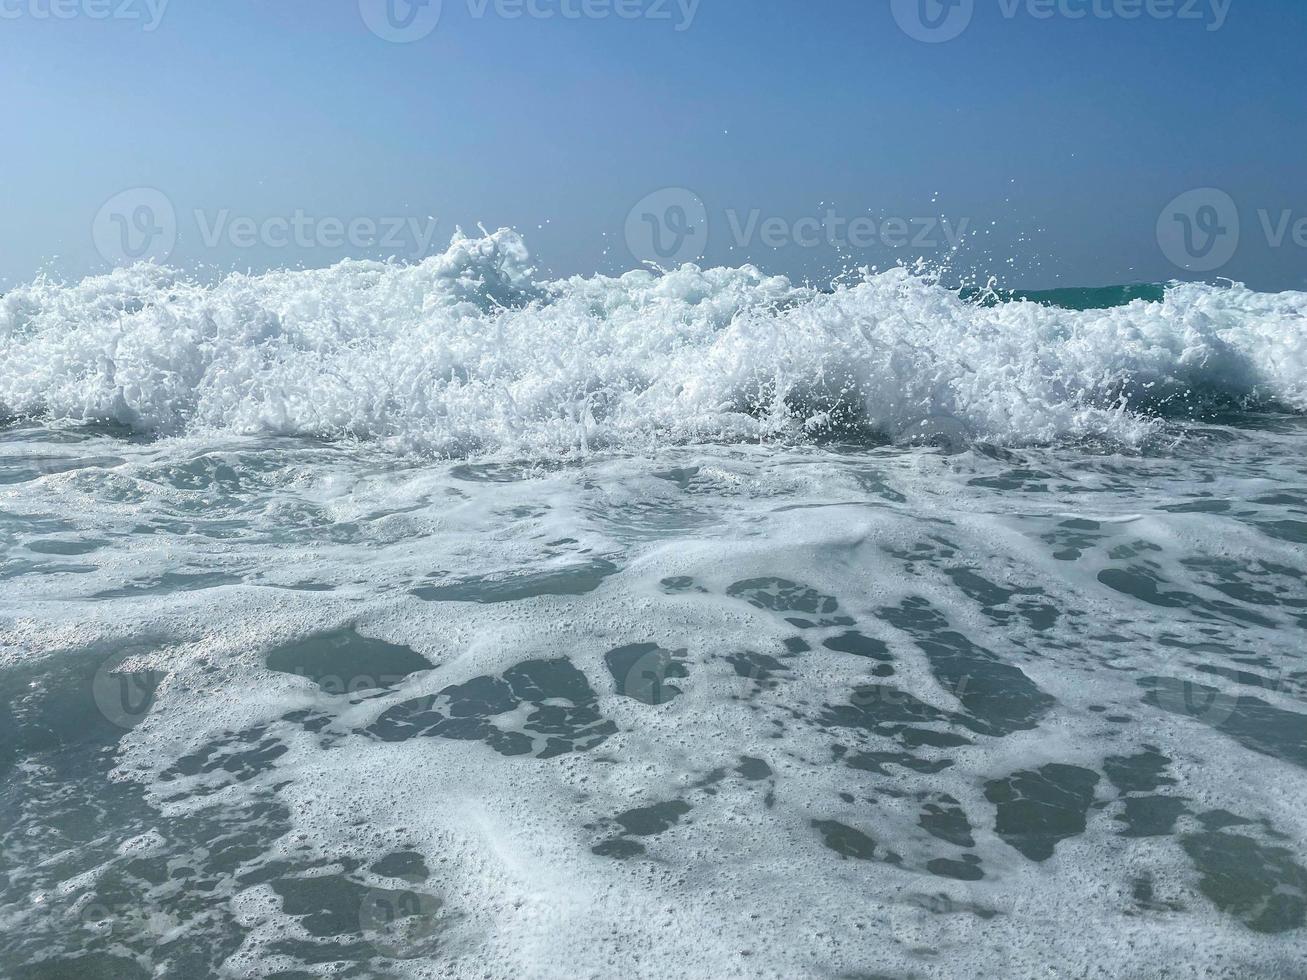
[963, 282, 1168, 310]
[2, 244, 1306, 978]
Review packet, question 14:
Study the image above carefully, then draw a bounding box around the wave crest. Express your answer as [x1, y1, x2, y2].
[2, 230, 1304, 455]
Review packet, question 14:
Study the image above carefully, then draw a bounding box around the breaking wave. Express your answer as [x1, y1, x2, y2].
[2, 229, 1304, 456]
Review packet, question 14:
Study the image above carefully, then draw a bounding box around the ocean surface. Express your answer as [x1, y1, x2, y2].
[2, 231, 1306, 979]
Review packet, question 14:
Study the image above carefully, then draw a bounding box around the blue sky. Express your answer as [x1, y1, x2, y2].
[1, 0, 1304, 289]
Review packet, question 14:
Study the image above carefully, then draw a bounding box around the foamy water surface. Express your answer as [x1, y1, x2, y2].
[2, 234, 1306, 978]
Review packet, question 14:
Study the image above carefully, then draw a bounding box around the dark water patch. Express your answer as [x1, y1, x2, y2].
[1096, 569, 1183, 608]
[266, 629, 432, 695]
[737, 756, 772, 781]
[260, 580, 338, 592]
[1181, 832, 1307, 933]
[1116, 796, 1187, 838]
[0, 643, 167, 773]
[587, 799, 693, 859]
[652, 466, 700, 490]
[944, 568, 1014, 607]
[1103, 748, 1177, 795]
[1041, 517, 1108, 561]
[964, 282, 1166, 310]
[725, 651, 790, 692]
[845, 750, 952, 777]
[367, 658, 616, 759]
[1257, 520, 1307, 545]
[1131, 873, 1185, 914]
[612, 801, 692, 837]
[0, 511, 79, 538]
[160, 725, 288, 788]
[9, 953, 153, 980]
[822, 684, 962, 734]
[1193, 663, 1306, 701]
[945, 568, 1061, 631]
[876, 598, 1055, 737]
[411, 559, 618, 603]
[0, 640, 299, 977]
[92, 571, 241, 599]
[849, 469, 907, 503]
[660, 575, 707, 594]
[1197, 810, 1256, 832]
[822, 631, 892, 663]
[268, 873, 445, 965]
[727, 578, 854, 629]
[369, 851, 429, 881]
[926, 855, 984, 881]
[605, 643, 688, 706]
[968, 469, 1051, 493]
[899, 728, 972, 749]
[1, 558, 99, 578]
[592, 838, 646, 860]
[271, 874, 377, 939]
[811, 820, 902, 865]
[24, 539, 107, 556]
[691, 767, 729, 792]
[918, 796, 975, 848]
[1098, 567, 1277, 627]
[1184, 558, 1302, 609]
[984, 764, 1100, 862]
[1161, 498, 1232, 514]
[1139, 676, 1307, 769]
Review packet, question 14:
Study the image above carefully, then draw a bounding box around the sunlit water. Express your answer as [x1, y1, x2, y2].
[2, 234, 1306, 978]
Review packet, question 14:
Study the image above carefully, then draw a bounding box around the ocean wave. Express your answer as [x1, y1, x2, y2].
[2, 229, 1304, 456]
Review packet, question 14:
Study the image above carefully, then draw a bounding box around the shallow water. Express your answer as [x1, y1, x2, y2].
[2, 235, 1306, 977]
[2, 417, 1306, 979]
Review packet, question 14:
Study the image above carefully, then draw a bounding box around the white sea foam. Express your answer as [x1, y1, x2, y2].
[4, 234, 1307, 978]
[2, 230, 1303, 456]
[4, 431, 1307, 977]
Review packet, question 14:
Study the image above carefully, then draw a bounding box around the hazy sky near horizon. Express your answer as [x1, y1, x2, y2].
[2, 0, 1305, 290]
